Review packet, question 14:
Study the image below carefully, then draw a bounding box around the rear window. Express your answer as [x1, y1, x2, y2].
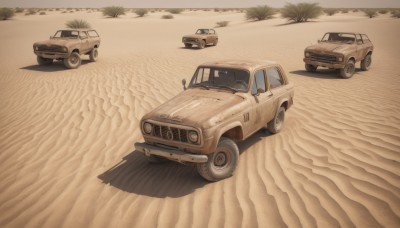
[361, 34, 371, 43]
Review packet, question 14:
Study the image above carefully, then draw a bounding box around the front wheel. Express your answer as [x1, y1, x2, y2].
[198, 40, 205, 49]
[63, 52, 81, 69]
[340, 59, 355, 79]
[37, 56, 53, 65]
[360, 54, 371, 71]
[213, 39, 218, 46]
[196, 137, 239, 182]
[267, 107, 286, 134]
[305, 64, 317, 72]
[89, 48, 98, 62]
[184, 43, 192, 48]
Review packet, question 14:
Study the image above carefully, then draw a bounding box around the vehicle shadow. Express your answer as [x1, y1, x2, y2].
[290, 69, 362, 79]
[20, 60, 91, 72]
[98, 129, 271, 198]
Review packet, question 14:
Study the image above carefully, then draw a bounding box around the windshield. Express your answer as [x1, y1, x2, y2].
[196, 29, 209, 34]
[321, 33, 356, 44]
[53, 30, 79, 39]
[190, 67, 250, 92]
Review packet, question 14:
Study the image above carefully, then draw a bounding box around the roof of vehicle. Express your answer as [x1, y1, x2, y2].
[199, 59, 278, 72]
[326, 32, 365, 35]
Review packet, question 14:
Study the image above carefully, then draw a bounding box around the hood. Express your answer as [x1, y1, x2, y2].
[305, 42, 354, 54]
[183, 34, 207, 39]
[143, 88, 247, 129]
[33, 39, 79, 48]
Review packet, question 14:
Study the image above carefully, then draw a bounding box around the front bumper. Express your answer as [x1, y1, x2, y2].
[303, 58, 345, 69]
[135, 142, 208, 163]
[34, 51, 69, 59]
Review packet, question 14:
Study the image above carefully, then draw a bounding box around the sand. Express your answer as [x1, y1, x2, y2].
[0, 10, 399, 228]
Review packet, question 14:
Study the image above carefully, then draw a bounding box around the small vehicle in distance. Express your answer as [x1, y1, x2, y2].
[33, 29, 101, 69]
[135, 60, 294, 181]
[182, 29, 218, 49]
[303, 32, 373, 78]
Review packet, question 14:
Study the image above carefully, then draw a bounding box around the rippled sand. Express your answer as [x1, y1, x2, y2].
[0, 10, 399, 228]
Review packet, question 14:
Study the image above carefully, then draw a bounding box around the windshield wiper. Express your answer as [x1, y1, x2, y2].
[214, 85, 239, 93]
[192, 84, 210, 90]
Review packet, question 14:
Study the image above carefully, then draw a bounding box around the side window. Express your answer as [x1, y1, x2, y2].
[251, 70, 266, 95]
[361, 34, 370, 43]
[356, 34, 362, 44]
[210, 30, 215, 34]
[194, 68, 210, 84]
[80, 31, 88, 39]
[88, 30, 99, 37]
[267, 67, 284, 89]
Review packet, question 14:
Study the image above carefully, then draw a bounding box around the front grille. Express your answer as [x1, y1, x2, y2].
[309, 53, 338, 63]
[150, 123, 190, 143]
[37, 45, 65, 52]
[185, 38, 197, 42]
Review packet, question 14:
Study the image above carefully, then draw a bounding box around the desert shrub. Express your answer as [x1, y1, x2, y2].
[135, 8, 148, 17]
[353, 9, 359, 12]
[39, 12, 46, 15]
[391, 10, 400, 18]
[245, 5, 275, 21]
[364, 9, 378, 18]
[214, 8, 220, 12]
[102, 6, 125, 18]
[0, 8, 15, 20]
[216, 20, 229, 27]
[62, 11, 67, 13]
[324, 9, 337, 16]
[55, 8, 60, 11]
[341, 9, 348, 13]
[15, 7, 24, 13]
[281, 2, 322, 22]
[161, 14, 173, 19]
[379, 9, 388, 14]
[166, 8, 183, 14]
[26, 8, 36, 15]
[65, 19, 91, 28]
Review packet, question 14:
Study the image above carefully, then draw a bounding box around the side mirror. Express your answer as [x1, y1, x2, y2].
[253, 88, 265, 96]
[182, 79, 187, 90]
[317, 39, 321, 43]
[49, 36, 53, 39]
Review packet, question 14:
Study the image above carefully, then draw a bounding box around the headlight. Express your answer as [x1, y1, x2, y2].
[62, 47, 68, 52]
[143, 122, 153, 134]
[188, 131, 198, 143]
[305, 52, 310, 57]
[34, 46, 38, 51]
[337, 56, 343, 62]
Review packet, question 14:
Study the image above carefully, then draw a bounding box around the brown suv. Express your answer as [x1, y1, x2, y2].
[135, 60, 294, 181]
[304, 32, 373, 78]
[182, 29, 218, 49]
[33, 29, 101, 69]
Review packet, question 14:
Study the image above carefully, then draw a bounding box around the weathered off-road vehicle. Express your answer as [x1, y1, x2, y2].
[304, 32, 374, 78]
[33, 29, 100, 69]
[135, 60, 294, 181]
[182, 29, 218, 49]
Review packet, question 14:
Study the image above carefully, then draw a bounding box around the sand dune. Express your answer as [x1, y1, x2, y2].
[0, 10, 399, 228]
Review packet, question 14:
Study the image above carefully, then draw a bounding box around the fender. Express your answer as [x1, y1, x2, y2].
[208, 121, 243, 153]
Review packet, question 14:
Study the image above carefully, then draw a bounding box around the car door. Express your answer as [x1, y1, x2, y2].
[249, 69, 274, 132]
[209, 29, 217, 43]
[355, 34, 365, 61]
[266, 66, 287, 119]
[79, 31, 90, 53]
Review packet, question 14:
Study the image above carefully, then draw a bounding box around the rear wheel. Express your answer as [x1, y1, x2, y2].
[267, 107, 286, 134]
[184, 43, 192, 48]
[196, 137, 239, 181]
[360, 54, 371, 71]
[37, 56, 53, 65]
[198, 40, 205, 49]
[213, 39, 218, 46]
[63, 52, 81, 69]
[89, 48, 98, 62]
[305, 64, 317, 72]
[340, 59, 355, 79]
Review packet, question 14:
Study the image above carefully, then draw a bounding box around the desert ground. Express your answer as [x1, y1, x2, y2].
[0, 9, 399, 228]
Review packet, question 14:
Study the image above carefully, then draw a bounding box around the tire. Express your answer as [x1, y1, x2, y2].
[37, 56, 53, 65]
[360, 54, 371, 71]
[267, 107, 286, 134]
[305, 64, 317, 72]
[147, 155, 169, 163]
[198, 40, 205, 49]
[63, 52, 81, 69]
[89, 48, 98, 62]
[184, 43, 192, 48]
[196, 137, 239, 182]
[213, 39, 218, 46]
[340, 59, 355, 79]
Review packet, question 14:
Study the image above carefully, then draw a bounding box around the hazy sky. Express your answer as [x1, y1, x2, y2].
[0, 0, 399, 8]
